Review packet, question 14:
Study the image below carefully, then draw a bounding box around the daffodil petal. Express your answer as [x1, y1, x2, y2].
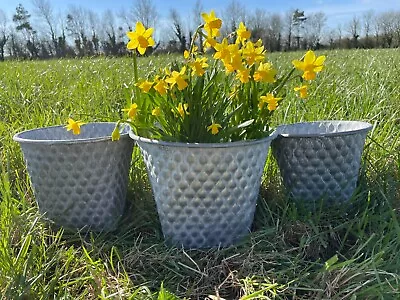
[313, 66, 324, 72]
[127, 40, 139, 50]
[126, 31, 136, 40]
[201, 12, 209, 22]
[137, 46, 146, 55]
[315, 55, 326, 66]
[144, 27, 154, 38]
[292, 60, 304, 70]
[148, 37, 155, 47]
[304, 50, 316, 65]
[135, 22, 146, 35]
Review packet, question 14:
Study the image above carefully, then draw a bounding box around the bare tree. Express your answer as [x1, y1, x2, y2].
[268, 13, 283, 51]
[347, 15, 360, 47]
[362, 10, 374, 47]
[132, 0, 158, 29]
[378, 12, 396, 47]
[169, 8, 187, 53]
[192, 0, 203, 52]
[102, 9, 125, 56]
[303, 12, 326, 49]
[283, 9, 295, 50]
[66, 5, 90, 56]
[372, 14, 381, 47]
[326, 28, 336, 49]
[337, 24, 343, 47]
[192, 0, 203, 30]
[32, 0, 58, 56]
[0, 9, 8, 61]
[87, 10, 100, 55]
[249, 10, 282, 52]
[248, 8, 268, 41]
[118, 9, 134, 31]
[222, 0, 247, 37]
[393, 12, 400, 47]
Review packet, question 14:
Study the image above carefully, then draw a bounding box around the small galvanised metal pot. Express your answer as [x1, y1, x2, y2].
[272, 120, 372, 205]
[14, 123, 134, 232]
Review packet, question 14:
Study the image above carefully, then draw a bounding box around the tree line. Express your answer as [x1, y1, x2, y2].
[0, 0, 400, 61]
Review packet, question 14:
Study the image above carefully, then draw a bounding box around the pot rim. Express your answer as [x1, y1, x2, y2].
[129, 129, 277, 149]
[13, 122, 130, 145]
[276, 120, 373, 138]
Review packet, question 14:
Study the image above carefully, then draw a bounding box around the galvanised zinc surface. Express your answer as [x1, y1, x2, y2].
[14, 123, 134, 232]
[272, 121, 372, 204]
[131, 132, 276, 249]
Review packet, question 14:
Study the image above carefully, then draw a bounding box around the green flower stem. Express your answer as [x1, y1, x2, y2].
[190, 24, 204, 52]
[273, 52, 306, 96]
[273, 67, 296, 96]
[132, 51, 140, 105]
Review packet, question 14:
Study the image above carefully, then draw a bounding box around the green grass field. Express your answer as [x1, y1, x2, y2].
[0, 49, 399, 299]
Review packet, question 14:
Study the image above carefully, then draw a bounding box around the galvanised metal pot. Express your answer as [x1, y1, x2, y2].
[272, 120, 372, 205]
[130, 131, 276, 249]
[14, 123, 134, 232]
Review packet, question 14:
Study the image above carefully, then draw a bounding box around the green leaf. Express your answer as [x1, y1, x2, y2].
[15, 234, 32, 265]
[157, 282, 180, 300]
[324, 254, 338, 271]
[237, 119, 255, 128]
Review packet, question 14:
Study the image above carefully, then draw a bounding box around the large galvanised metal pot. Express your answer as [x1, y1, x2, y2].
[130, 131, 276, 249]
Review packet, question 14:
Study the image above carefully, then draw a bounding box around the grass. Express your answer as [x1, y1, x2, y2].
[0, 48, 399, 299]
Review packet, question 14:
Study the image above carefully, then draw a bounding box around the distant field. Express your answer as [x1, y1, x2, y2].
[0, 49, 399, 299]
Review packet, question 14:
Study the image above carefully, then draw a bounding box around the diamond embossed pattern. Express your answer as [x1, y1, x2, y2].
[272, 121, 372, 204]
[14, 123, 134, 231]
[135, 137, 274, 249]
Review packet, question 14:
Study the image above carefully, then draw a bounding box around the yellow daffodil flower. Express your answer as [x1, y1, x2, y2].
[222, 43, 241, 72]
[236, 22, 251, 44]
[294, 85, 308, 99]
[65, 118, 85, 135]
[201, 10, 222, 38]
[165, 66, 188, 90]
[207, 123, 222, 135]
[126, 22, 155, 55]
[152, 107, 161, 116]
[259, 94, 282, 111]
[184, 46, 198, 58]
[183, 50, 190, 59]
[203, 36, 217, 49]
[242, 41, 265, 66]
[254, 39, 263, 47]
[253, 62, 277, 83]
[189, 57, 208, 76]
[176, 103, 189, 118]
[153, 77, 168, 96]
[292, 50, 326, 81]
[236, 68, 250, 84]
[214, 38, 231, 62]
[137, 80, 153, 93]
[122, 103, 139, 120]
[224, 53, 243, 73]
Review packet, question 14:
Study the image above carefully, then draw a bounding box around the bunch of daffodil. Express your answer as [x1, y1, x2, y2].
[67, 11, 326, 143]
